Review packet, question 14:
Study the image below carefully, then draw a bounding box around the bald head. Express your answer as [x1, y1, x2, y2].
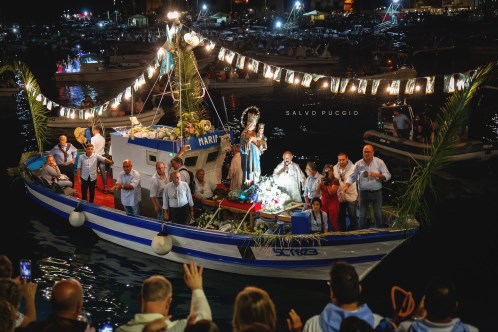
[142, 275, 172, 302]
[50, 278, 83, 317]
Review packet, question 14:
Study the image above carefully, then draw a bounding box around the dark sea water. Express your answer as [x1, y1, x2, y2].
[2, 43, 498, 331]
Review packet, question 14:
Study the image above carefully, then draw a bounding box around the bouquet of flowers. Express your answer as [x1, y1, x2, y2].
[173, 112, 209, 138]
[257, 175, 291, 213]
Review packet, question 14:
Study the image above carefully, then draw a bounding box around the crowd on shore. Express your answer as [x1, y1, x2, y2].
[0, 254, 478, 332]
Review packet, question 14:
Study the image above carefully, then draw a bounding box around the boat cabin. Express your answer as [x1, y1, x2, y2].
[109, 125, 233, 218]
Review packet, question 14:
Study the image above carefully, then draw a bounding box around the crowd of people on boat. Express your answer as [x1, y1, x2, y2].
[55, 55, 81, 73]
[0, 254, 479, 332]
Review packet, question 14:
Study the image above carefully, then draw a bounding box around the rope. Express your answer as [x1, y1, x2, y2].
[204, 199, 225, 229]
[236, 202, 256, 232]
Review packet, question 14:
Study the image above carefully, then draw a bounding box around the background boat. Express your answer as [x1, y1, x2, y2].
[46, 107, 165, 129]
[54, 53, 146, 82]
[203, 77, 274, 89]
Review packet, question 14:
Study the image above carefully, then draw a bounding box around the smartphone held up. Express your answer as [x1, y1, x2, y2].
[20, 259, 31, 282]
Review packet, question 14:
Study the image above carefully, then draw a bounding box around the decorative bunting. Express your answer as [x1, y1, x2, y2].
[405, 78, 416, 94]
[273, 67, 282, 82]
[330, 77, 340, 93]
[444, 74, 455, 93]
[456, 73, 468, 91]
[339, 78, 349, 93]
[47, 101, 52, 110]
[426, 76, 435, 94]
[225, 51, 235, 64]
[358, 79, 367, 94]
[218, 47, 226, 61]
[236, 55, 245, 69]
[389, 80, 400, 95]
[263, 64, 273, 78]
[313, 74, 324, 82]
[250, 59, 259, 73]
[371, 79, 381, 95]
[285, 70, 295, 84]
[124, 87, 132, 99]
[301, 73, 313, 88]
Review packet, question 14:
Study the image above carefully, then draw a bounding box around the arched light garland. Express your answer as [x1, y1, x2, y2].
[29, 24, 481, 121]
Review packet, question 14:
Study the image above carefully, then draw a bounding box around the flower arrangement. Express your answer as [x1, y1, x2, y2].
[194, 211, 219, 229]
[227, 175, 291, 213]
[173, 112, 209, 139]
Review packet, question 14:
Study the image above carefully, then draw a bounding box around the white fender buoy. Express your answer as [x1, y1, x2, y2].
[69, 203, 85, 227]
[69, 210, 85, 227]
[152, 227, 172, 255]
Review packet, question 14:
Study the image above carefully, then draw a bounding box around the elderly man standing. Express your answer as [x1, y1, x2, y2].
[273, 151, 306, 202]
[114, 159, 142, 216]
[150, 162, 168, 220]
[116, 262, 211, 332]
[163, 170, 194, 225]
[50, 134, 78, 187]
[344, 145, 391, 229]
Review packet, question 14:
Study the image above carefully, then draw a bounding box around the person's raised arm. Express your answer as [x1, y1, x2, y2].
[183, 261, 211, 322]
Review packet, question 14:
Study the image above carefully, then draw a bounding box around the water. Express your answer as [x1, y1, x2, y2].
[2, 45, 498, 331]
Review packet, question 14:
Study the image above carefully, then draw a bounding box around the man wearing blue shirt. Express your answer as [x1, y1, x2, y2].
[163, 170, 194, 225]
[344, 145, 391, 229]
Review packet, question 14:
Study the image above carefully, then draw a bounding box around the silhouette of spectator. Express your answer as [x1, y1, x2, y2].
[0, 255, 13, 278]
[0, 259, 37, 329]
[340, 316, 374, 332]
[116, 261, 211, 332]
[398, 276, 478, 332]
[184, 319, 220, 332]
[0, 298, 16, 332]
[232, 286, 276, 332]
[291, 261, 383, 332]
[18, 278, 89, 332]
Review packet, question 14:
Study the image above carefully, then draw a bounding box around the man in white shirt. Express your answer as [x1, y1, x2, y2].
[150, 162, 168, 220]
[163, 170, 194, 225]
[114, 159, 141, 216]
[91, 126, 110, 193]
[116, 262, 211, 332]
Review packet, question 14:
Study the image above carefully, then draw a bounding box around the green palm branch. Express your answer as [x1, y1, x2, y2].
[394, 61, 498, 227]
[171, 29, 205, 120]
[0, 61, 50, 154]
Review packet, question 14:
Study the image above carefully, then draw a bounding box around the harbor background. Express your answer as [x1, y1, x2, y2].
[2, 12, 498, 332]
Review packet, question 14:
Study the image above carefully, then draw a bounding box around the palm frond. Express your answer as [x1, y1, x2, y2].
[395, 61, 498, 227]
[172, 32, 204, 119]
[0, 61, 50, 153]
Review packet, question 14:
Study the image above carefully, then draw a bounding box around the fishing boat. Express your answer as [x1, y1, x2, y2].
[363, 102, 498, 162]
[21, 134, 418, 280]
[202, 77, 273, 90]
[46, 107, 165, 129]
[54, 53, 146, 82]
[15, 17, 419, 281]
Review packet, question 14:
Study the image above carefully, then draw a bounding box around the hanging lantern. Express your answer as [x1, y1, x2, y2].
[151, 225, 172, 255]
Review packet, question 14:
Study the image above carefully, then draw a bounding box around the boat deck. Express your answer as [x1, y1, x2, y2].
[72, 171, 115, 208]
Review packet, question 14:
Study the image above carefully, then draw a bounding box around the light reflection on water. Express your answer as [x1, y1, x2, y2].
[26, 213, 327, 331]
